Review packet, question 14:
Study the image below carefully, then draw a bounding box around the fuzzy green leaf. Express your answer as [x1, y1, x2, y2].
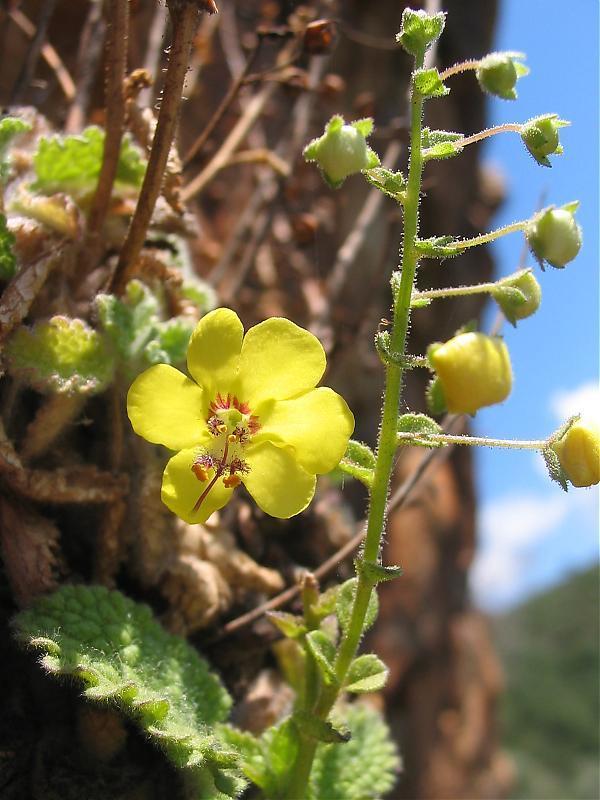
[5, 316, 115, 394]
[293, 710, 351, 744]
[346, 440, 376, 469]
[363, 167, 407, 202]
[422, 128, 464, 160]
[397, 412, 443, 447]
[413, 68, 449, 99]
[143, 317, 195, 366]
[336, 578, 379, 635]
[14, 586, 244, 799]
[180, 278, 218, 313]
[357, 560, 403, 585]
[345, 654, 389, 694]
[415, 235, 460, 258]
[32, 126, 146, 198]
[305, 630, 338, 685]
[266, 611, 307, 639]
[309, 704, 401, 799]
[426, 376, 447, 416]
[0, 116, 32, 181]
[0, 213, 17, 279]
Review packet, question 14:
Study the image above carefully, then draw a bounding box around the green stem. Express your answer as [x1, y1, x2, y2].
[396, 432, 547, 450]
[442, 219, 528, 252]
[281, 49, 427, 800]
[413, 281, 497, 301]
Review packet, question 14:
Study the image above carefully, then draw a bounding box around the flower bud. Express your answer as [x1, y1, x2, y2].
[476, 52, 528, 100]
[396, 8, 446, 57]
[428, 332, 512, 415]
[520, 114, 569, 167]
[303, 19, 337, 55]
[303, 115, 380, 189]
[551, 418, 600, 487]
[492, 269, 541, 325]
[526, 205, 582, 268]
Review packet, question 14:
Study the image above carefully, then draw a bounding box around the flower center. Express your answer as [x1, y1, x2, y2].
[190, 393, 260, 514]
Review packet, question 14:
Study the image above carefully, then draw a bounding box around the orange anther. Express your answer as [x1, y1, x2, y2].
[223, 474, 241, 489]
[191, 463, 209, 482]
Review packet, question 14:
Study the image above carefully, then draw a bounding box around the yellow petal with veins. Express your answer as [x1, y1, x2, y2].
[254, 388, 354, 474]
[238, 318, 326, 405]
[127, 364, 209, 451]
[243, 441, 316, 518]
[162, 447, 234, 524]
[187, 308, 243, 398]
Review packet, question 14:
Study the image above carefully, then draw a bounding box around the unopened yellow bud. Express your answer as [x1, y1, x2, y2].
[551, 418, 600, 487]
[429, 332, 512, 415]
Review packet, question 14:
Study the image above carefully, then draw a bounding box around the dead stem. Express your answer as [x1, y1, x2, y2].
[109, 1, 201, 295]
[80, 0, 129, 275]
[21, 393, 85, 463]
[65, 0, 106, 132]
[9, 0, 59, 104]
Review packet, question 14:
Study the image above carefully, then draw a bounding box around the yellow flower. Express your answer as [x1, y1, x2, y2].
[551, 418, 600, 488]
[127, 308, 354, 523]
[429, 332, 512, 415]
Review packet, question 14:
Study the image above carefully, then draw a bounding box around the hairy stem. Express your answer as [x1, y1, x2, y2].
[110, 1, 200, 295]
[443, 219, 529, 253]
[438, 58, 481, 80]
[396, 432, 547, 450]
[282, 49, 428, 800]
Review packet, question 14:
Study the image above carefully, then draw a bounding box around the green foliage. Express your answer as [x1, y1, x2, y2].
[14, 585, 245, 799]
[493, 566, 600, 800]
[0, 213, 17, 280]
[356, 559, 403, 585]
[413, 68, 449, 99]
[344, 654, 388, 694]
[221, 704, 400, 799]
[396, 7, 446, 57]
[5, 316, 115, 394]
[293, 710, 350, 744]
[397, 412, 443, 447]
[363, 167, 407, 203]
[267, 611, 307, 640]
[309, 704, 401, 799]
[338, 439, 375, 488]
[0, 115, 32, 181]
[492, 269, 541, 326]
[415, 234, 460, 258]
[305, 630, 338, 686]
[421, 128, 464, 161]
[32, 126, 146, 198]
[95, 279, 195, 380]
[337, 579, 378, 635]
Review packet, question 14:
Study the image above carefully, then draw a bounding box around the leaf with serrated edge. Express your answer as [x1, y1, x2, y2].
[336, 578, 379, 635]
[14, 586, 245, 798]
[305, 630, 337, 685]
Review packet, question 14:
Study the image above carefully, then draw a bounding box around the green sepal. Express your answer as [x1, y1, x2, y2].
[345, 654, 389, 694]
[5, 316, 115, 395]
[476, 52, 528, 100]
[305, 630, 338, 686]
[292, 710, 351, 744]
[542, 446, 569, 492]
[266, 611, 307, 640]
[426, 375, 447, 416]
[397, 412, 443, 447]
[396, 7, 446, 57]
[336, 578, 378, 635]
[452, 318, 479, 336]
[561, 200, 580, 215]
[0, 116, 32, 182]
[413, 67, 449, 99]
[303, 115, 379, 189]
[415, 235, 460, 258]
[364, 166, 407, 203]
[0, 213, 17, 280]
[32, 126, 146, 199]
[351, 118, 374, 137]
[520, 114, 570, 167]
[14, 586, 244, 797]
[421, 128, 464, 161]
[356, 559, 403, 585]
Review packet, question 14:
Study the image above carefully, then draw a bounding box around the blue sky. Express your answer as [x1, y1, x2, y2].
[468, 0, 599, 611]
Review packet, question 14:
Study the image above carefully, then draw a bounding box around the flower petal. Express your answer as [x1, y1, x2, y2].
[243, 441, 316, 518]
[255, 388, 354, 474]
[238, 318, 326, 405]
[187, 308, 243, 396]
[127, 364, 209, 450]
[161, 448, 234, 524]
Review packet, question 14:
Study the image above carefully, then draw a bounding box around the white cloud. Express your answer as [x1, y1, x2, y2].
[471, 492, 570, 610]
[550, 381, 600, 424]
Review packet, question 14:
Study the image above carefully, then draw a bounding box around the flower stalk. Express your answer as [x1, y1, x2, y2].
[282, 47, 428, 800]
